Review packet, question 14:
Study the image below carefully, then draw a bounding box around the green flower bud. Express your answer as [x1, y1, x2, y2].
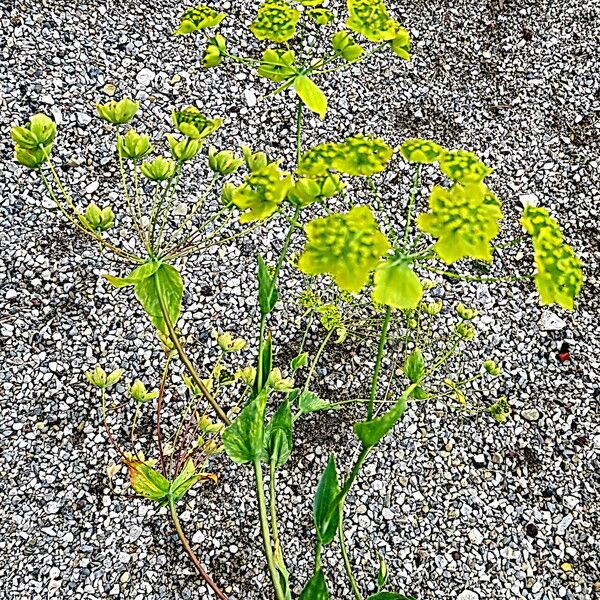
[166, 134, 202, 162]
[422, 300, 442, 315]
[332, 31, 364, 62]
[214, 330, 246, 352]
[141, 156, 177, 181]
[171, 107, 223, 139]
[129, 379, 159, 404]
[11, 113, 56, 149]
[267, 368, 295, 392]
[242, 146, 269, 172]
[118, 129, 153, 161]
[235, 366, 256, 386]
[488, 396, 511, 423]
[14, 146, 50, 169]
[456, 303, 478, 320]
[203, 34, 227, 68]
[454, 321, 475, 341]
[82, 202, 115, 232]
[96, 98, 140, 125]
[221, 182, 236, 205]
[208, 146, 244, 175]
[85, 366, 123, 389]
[483, 360, 502, 376]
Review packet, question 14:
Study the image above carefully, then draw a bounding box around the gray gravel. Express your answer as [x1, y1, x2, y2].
[1, 1, 599, 599]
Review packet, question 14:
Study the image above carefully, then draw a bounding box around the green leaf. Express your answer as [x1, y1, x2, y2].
[222, 390, 267, 464]
[124, 458, 170, 503]
[313, 454, 340, 545]
[263, 399, 293, 468]
[297, 205, 391, 293]
[367, 594, 416, 600]
[377, 553, 389, 590]
[170, 459, 200, 503]
[404, 349, 425, 383]
[257, 255, 279, 315]
[353, 386, 414, 449]
[294, 75, 327, 120]
[298, 391, 337, 414]
[299, 569, 329, 600]
[372, 260, 423, 309]
[291, 352, 309, 371]
[135, 264, 183, 334]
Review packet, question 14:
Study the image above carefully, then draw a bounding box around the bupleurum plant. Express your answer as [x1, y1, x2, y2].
[10, 1, 583, 599]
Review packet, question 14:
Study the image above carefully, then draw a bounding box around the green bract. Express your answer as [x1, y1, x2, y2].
[166, 134, 202, 162]
[172, 107, 223, 139]
[288, 172, 343, 207]
[307, 8, 334, 25]
[141, 156, 177, 181]
[372, 257, 423, 309]
[521, 206, 583, 310]
[14, 146, 50, 169]
[297, 205, 391, 293]
[417, 183, 503, 264]
[332, 30, 364, 62]
[400, 139, 444, 164]
[10, 113, 56, 149]
[208, 147, 244, 175]
[250, 1, 300, 44]
[129, 379, 159, 404]
[294, 75, 328, 119]
[82, 202, 115, 232]
[390, 27, 411, 60]
[174, 5, 227, 35]
[346, 0, 400, 42]
[118, 130, 153, 160]
[439, 150, 493, 184]
[232, 163, 293, 223]
[85, 366, 123, 389]
[242, 146, 270, 172]
[257, 48, 298, 82]
[203, 34, 227, 68]
[96, 98, 139, 125]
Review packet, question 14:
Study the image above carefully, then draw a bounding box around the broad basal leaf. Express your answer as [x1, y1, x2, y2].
[313, 454, 340, 545]
[353, 385, 414, 449]
[222, 390, 267, 464]
[372, 259, 423, 309]
[297, 205, 391, 293]
[294, 75, 327, 119]
[417, 183, 503, 264]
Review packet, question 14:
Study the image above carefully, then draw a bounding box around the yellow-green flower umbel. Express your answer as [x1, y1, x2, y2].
[174, 5, 227, 34]
[96, 98, 139, 125]
[171, 107, 223, 139]
[141, 156, 177, 181]
[117, 129, 153, 160]
[250, 1, 300, 43]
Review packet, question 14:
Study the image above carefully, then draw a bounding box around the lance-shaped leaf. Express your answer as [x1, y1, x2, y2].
[297, 205, 391, 293]
[313, 454, 340, 545]
[222, 390, 268, 464]
[294, 75, 327, 119]
[353, 385, 415, 449]
[299, 569, 329, 600]
[257, 255, 279, 315]
[521, 206, 583, 310]
[417, 182, 503, 265]
[251, 1, 300, 43]
[123, 458, 170, 503]
[263, 399, 293, 468]
[372, 258, 423, 309]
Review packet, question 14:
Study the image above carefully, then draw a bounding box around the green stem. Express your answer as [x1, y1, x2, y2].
[269, 459, 282, 552]
[155, 278, 230, 426]
[403, 165, 421, 249]
[253, 460, 286, 600]
[339, 509, 363, 600]
[169, 498, 229, 600]
[303, 328, 334, 393]
[257, 315, 268, 392]
[368, 307, 392, 421]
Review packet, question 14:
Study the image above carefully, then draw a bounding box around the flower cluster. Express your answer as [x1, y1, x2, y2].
[521, 206, 583, 310]
[174, 5, 227, 35]
[297, 205, 391, 293]
[250, 1, 300, 43]
[399, 139, 444, 164]
[346, 0, 399, 42]
[417, 183, 503, 264]
[232, 163, 293, 223]
[171, 107, 223, 139]
[11, 113, 56, 169]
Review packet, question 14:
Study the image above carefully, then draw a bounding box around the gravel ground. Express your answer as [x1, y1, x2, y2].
[1, 1, 599, 599]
